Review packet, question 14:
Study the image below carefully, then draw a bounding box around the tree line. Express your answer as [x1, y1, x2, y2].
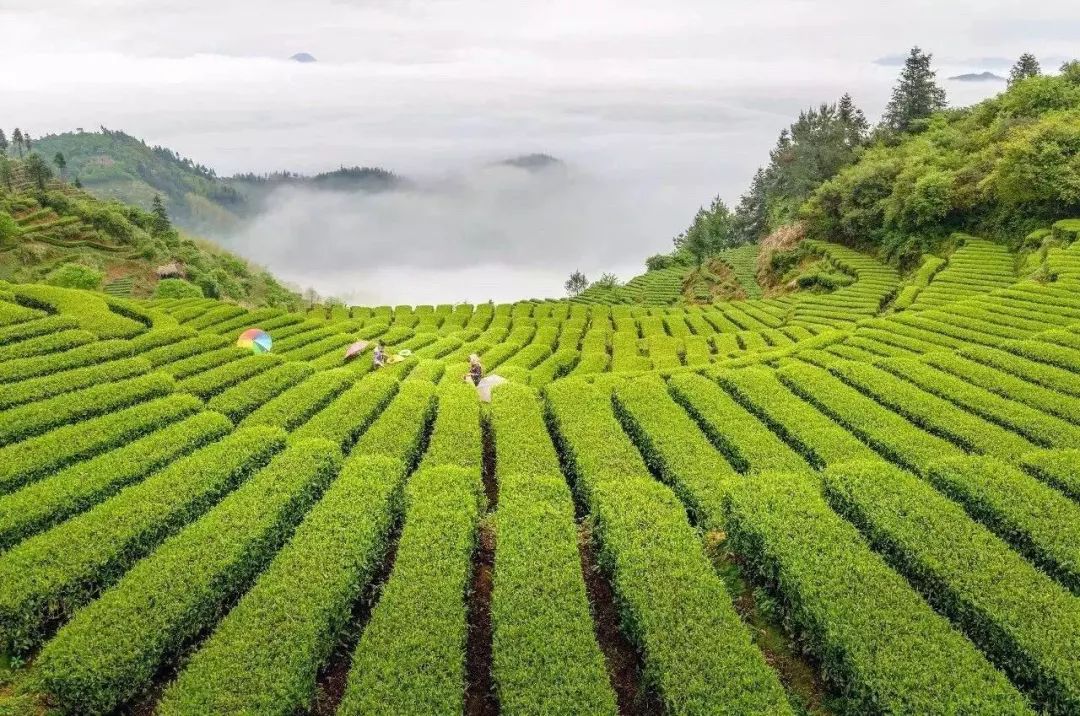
[666, 49, 1049, 264]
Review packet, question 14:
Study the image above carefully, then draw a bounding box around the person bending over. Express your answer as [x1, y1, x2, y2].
[464, 353, 483, 385]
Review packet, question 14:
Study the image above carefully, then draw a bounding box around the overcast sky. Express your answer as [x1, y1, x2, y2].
[3, 0, 1077, 302]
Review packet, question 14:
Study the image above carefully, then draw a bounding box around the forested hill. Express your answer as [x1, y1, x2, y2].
[30, 130, 403, 238]
[664, 50, 1080, 270]
[803, 61, 1080, 262]
[0, 155, 300, 308]
[31, 129, 246, 238]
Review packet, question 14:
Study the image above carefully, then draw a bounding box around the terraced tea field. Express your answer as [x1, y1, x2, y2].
[1, 235, 1079, 715]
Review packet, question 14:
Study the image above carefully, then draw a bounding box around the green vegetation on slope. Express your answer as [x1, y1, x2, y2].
[32, 129, 402, 238]
[803, 61, 1080, 262]
[31, 128, 246, 237]
[0, 154, 300, 307]
[0, 232, 1078, 714]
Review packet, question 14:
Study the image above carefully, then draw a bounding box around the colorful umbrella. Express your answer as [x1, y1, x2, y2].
[237, 328, 273, 354]
[344, 340, 370, 361]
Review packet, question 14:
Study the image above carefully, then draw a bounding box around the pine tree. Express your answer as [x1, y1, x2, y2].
[882, 47, 947, 133]
[0, 129, 7, 156]
[732, 168, 769, 243]
[24, 153, 53, 191]
[53, 152, 66, 178]
[837, 93, 869, 147]
[150, 194, 172, 235]
[23, 132, 30, 153]
[11, 129, 23, 158]
[1008, 54, 1041, 85]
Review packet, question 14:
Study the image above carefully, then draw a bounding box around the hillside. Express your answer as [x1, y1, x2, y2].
[31, 130, 404, 238]
[0, 155, 299, 307]
[804, 63, 1080, 262]
[2, 226, 1079, 714]
[31, 129, 248, 238]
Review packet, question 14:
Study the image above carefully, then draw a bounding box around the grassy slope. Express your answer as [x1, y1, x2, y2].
[0, 158, 299, 308]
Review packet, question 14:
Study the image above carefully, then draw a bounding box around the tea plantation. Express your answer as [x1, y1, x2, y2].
[1, 233, 1079, 715]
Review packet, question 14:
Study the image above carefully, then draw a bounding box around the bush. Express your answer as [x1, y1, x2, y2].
[337, 465, 484, 716]
[928, 456, 1080, 594]
[12, 284, 143, 339]
[1023, 228, 1052, 247]
[0, 394, 201, 495]
[154, 278, 203, 299]
[241, 368, 357, 431]
[590, 272, 621, 289]
[0, 339, 133, 383]
[0, 211, 21, 244]
[880, 358, 1080, 449]
[645, 253, 675, 271]
[177, 354, 281, 400]
[825, 360, 1034, 460]
[289, 373, 398, 450]
[45, 263, 103, 291]
[0, 315, 78, 347]
[668, 372, 806, 475]
[0, 422, 281, 656]
[158, 456, 406, 716]
[779, 361, 960, 474]
[37, 438, 338, 715]
[0, 411, 232, 550]
[728, 470, 1031, 714]
[960, 344, 1080, 398]
[206, 362, 315, 422]
[1052, 218, 1080, 243]
[825, 460, 1080, 713]
[352, 380, 437, 469]
[719, 367, 877, 468]
[613, 375, 736, 529]
[0, 356, 150, 410]
[487, 383, 617, 714]
[0, 372, 175, 447]
[420, 382, 482, 471]
[0, 328, 95, 362]
[795, 270, 855, 291]
[1021, 449, 1080, 502]
[545, 379, 792, 713]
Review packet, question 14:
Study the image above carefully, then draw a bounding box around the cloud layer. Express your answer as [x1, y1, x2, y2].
[3, 0, 1077, 301]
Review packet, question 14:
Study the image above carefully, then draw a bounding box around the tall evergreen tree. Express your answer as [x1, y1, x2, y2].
[1008, 53, 1041, 85]
[882, 47, 947, 133]
[732, 168, 769, 244]
[728, 93, 870, 244]
[0, 129, 7, 156]
[53, 152, 66, 178]
[837, 93, 870, 147]
[24, 153, 53, 191]
[150, 194, 172, 235]
[23, 132, 31, 153]
[11, 128, 23, 158]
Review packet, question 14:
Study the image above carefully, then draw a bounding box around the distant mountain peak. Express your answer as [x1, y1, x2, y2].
[498, 154, 563, 171]
[290, 52, 317, 63]
[948, 71, 1005, 82]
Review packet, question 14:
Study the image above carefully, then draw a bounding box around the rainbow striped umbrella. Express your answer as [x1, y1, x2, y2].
[237, 328, 273, 354]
